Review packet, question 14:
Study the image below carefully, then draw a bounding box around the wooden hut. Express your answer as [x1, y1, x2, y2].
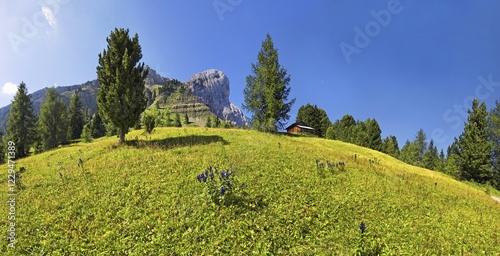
[286, 121, 314, 134]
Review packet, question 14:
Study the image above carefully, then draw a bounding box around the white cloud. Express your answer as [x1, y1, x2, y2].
[2, 82, 18, 96]
[42, 6, 57, 29]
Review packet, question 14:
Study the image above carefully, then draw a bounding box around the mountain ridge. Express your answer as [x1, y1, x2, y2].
[0, 67, 246, 133]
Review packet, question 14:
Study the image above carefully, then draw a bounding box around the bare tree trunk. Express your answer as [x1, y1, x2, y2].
[119, 127, 126, 144]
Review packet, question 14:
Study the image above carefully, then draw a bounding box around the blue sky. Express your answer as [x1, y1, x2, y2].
[1, 0, 499, 151]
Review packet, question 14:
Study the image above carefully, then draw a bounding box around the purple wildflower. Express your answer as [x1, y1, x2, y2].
[359, 222, 366, 233]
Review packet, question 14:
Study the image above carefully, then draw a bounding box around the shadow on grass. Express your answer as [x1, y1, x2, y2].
[124, 135, 229, 150]
[220, 194, 268, 214]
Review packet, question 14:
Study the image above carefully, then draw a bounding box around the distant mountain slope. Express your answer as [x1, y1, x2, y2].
[0, 67, 247, 133]
[0, 80, 100, 133]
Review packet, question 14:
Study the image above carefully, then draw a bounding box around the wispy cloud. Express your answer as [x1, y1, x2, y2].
[42, 6, 57, 29]
[1, 82, 18, 96]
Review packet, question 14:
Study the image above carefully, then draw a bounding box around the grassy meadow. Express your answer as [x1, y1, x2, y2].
[0, 127, 499, 255]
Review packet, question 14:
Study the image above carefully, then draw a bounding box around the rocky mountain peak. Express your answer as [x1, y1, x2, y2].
[144, 65, 168, 85]
[186, 69, 246, 126]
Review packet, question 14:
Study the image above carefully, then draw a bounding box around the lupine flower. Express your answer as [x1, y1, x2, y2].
[226, 181, 231, 188]
[197, 173, 207, 182]
[220, 187, 226, 195]
[359, 222, 366, 233]
[220, 171, 230, 179]
[209, 171, 214, 179]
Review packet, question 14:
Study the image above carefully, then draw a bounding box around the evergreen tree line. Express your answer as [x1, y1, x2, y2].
[293, 99, 500, 189]
[205, 116, 236, 129]
[399, 129, 444, 171]
[1, 83, 89, 158]
[398, 99, 500, 189]
[326, 115, 384, 152]
[293, 104, 389, 153]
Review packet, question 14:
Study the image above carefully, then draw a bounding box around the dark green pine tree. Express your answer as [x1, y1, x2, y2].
[354, 120, 369, 147]
[329, 114, 357, 142]
[184, 113, 190, 125]
[6, 82, 38, 158]
[60, 99, 70, 145]
[488, 100, 500, 188]
[382, 135, 400, 158]
[96, 28, 148, 144]
[438, 149, 446, 173]
[81, 124, 93, 143]
[243, 33, 295, 132]
[455, 99, 493, 183]
[206, 116, 213, 128]
[423, 139, 440, 170]
[165, 112, 172, 127]
[68, 93, 85, 140]
[174, 113, 182, 127]
[296, 104, 331, 137]
[90, 111, 106, 138]
[142, 111, 156, 134]
[400, 139, 419, 166]
[339, 114, 357, 143]
[415, 129, 428, 167]
[365, 118, 382, 151]
[325, 126, 335, 140]
[444, 142, 460, 178]
[38, 88, 70, 150]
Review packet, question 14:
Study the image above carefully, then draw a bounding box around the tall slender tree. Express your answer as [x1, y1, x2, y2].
[487, 100, 500, 188]
[206, 116, 213, 128]
[68, 93, 85, 140]
[243, 33, 295, 132]
[97, 28, 148, 144]
[423, 139, 440, 170]
[438, 149, 446, 173]
[38, 88, 69, 150]
[455, 99, 493, 183]
[415, 129, 428, 166]
[444, 142, 460, 178]
[174, 113, 182, 127]
[6, 82, 37, 158]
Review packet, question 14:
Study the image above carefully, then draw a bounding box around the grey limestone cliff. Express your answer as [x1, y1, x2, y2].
[185, 69, 247, 126]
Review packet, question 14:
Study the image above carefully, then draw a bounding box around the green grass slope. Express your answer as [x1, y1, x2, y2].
[1, 128, 499, 255]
